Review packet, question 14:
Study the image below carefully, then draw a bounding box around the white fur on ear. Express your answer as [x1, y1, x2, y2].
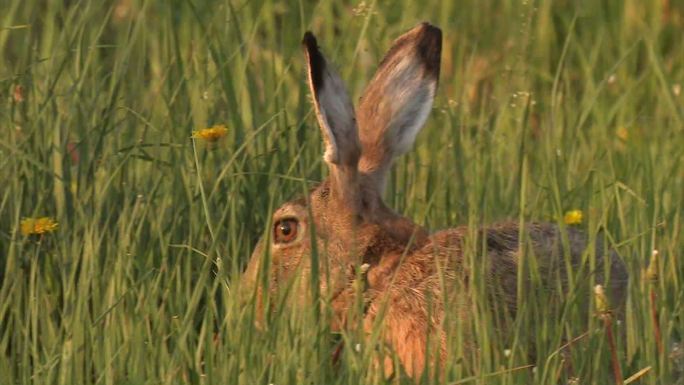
[384, 63, 436, 157]
[357, 23, 442, 193]
[303, 32, 360, 168]
[315, 70, 357, 165]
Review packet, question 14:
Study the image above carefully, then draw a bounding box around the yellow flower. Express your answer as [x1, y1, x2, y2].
[616, 127, 628, 141]
[563, 210, 583, 225]
[21, 217, 59, 236]
[192, 124, 228, 142]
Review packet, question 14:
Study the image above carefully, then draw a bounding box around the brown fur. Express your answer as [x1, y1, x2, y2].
[241, 23, 628, 379]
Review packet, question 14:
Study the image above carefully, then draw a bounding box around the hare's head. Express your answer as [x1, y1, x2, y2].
[243, 23, 442, 323]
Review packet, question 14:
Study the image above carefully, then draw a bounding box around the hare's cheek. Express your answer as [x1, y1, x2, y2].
[272, 260, 290, 283]
[271, 250, 303, 282]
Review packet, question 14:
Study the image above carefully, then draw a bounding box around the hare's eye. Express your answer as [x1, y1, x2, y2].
[273, 218, 299, 244]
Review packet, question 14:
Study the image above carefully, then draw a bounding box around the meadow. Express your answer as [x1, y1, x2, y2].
[1, 0, 683, 384]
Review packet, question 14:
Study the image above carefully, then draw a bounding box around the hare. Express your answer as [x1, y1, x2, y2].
[241, 22, 628, 378]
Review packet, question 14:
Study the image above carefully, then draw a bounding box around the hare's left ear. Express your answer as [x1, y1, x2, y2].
[302, 32, 361, 212]
[356, 23, 442, 194]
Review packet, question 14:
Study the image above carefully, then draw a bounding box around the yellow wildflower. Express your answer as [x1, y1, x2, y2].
[21, 217, 59, 236]
[192, 124, 228, 142]
[563, 210, 583, 225]
[616, 127, 628, 141]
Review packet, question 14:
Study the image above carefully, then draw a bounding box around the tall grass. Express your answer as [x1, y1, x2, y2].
[1, 0, 682, 384]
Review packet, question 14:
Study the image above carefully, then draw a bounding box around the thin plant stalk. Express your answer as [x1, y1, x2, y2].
[646, 250, 663, 355]
[595, 284, 623, 385]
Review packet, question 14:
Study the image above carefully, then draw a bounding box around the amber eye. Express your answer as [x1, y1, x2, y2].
[273, 218, 299, 244]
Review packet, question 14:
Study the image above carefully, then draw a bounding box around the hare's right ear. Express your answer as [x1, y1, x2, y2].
[357, 23, 442, 194]
[302, 32, 361, 212]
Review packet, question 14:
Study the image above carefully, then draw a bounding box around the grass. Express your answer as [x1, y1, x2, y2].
[1, 0, 683, 384]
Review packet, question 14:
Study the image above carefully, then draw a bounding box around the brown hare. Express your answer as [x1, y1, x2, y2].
[242, 22, 628, 378]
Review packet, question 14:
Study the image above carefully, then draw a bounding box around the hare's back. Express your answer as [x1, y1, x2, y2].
[430, 221, 628, 310]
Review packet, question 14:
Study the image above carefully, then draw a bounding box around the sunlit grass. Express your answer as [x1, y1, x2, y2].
[1, 0, 683, 384]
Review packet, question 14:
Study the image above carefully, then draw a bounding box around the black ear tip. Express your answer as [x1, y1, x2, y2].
[417, 22, 442, 36]
[414, 23, 442, 79]
[302, 31, 326, 90]
[415, 22, 442, 52]
[302, 32, 318, 51]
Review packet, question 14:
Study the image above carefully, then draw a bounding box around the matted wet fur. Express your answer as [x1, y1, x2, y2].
[241, 22, 628, 378]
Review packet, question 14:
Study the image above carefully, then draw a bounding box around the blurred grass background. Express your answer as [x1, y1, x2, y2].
[1, 0, 683, 384]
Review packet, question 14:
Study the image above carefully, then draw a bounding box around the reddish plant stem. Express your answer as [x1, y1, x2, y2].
[332, 340, 344, 365]
[603, 315, 623, 385]
[650, 288, 664, 354]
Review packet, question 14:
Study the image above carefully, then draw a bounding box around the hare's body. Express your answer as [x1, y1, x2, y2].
[242, 23, 628, 378]
[345, 222, 627, 376]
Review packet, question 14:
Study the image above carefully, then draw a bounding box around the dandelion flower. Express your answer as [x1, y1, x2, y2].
[192, 124, 228, 142]
[563, 210, 583, 225]
[616, 127, 628, 141]
[21, 217, 59, 236]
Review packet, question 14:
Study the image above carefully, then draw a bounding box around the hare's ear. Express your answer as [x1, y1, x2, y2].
[357, 23, 442, 194]
[302, 32, 361, 211]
